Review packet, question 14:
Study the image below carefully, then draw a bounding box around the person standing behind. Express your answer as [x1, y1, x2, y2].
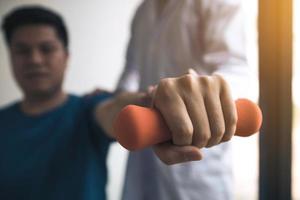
[117, 0, 257, 200]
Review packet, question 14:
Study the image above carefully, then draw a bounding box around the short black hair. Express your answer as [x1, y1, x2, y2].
[1, 6, 69, 49]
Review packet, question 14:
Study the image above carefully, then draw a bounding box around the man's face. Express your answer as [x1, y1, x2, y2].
[9, 25, 68, 98]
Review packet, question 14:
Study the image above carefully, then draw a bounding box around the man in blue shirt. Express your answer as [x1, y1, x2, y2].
[0, 6, 150, 200]
[0, 5, 238, 200]
[0, 6, 119, 200]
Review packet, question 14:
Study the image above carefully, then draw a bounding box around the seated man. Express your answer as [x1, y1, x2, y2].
[0, 6, 237, 200]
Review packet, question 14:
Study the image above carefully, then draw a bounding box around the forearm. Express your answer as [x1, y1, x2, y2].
[94, 92, 149, 138]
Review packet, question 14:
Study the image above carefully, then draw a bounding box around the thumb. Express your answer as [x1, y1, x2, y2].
[187, 68, 199, 76]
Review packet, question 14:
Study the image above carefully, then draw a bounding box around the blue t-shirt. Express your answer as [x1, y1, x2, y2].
[0, 94, 114, 200]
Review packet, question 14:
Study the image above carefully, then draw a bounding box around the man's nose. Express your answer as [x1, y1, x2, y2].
[29, 49, 43, 64]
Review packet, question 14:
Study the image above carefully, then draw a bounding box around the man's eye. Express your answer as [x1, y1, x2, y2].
[41, 45, 56, 54]
[13, 48, 30, 55]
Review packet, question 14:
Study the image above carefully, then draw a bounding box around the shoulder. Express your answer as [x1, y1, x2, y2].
[130, 0, 153, 31]
[0, 102, 19, 117]
[0, 102, 20, 128]
[80, 91, 114, 111]
[56, 93, 113, 116]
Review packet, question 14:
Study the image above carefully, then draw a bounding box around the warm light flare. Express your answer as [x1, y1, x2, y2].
[293, 0, 300, 107]
[293, 0, 300, 199]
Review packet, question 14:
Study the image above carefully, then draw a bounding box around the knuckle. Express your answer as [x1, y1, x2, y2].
[173, 125, 194, 145]
[222, 125, 236, 142]
[194, 133, 210, 148]
[154, 79, 175, 107]
[200, 133, 211, 143]
[222, 134, 233, 142]
[212, 124, 225, 138]
[199, 76, 212, 88]
[213, 74, 225, 84]
[180, 74, 196, 89]
[207, 123, 226, 146]
[227, 112, 238, 126]
[159, 78, 174, 89]
[214, 74, 230, 91]
[156, 79, 174, 98]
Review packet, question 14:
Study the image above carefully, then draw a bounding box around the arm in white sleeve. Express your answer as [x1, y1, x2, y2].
[199, 0, 258, 100]
[116, 10, 141, 92]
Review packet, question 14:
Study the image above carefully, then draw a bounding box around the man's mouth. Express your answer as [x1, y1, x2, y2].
[25, 72, 48, 80]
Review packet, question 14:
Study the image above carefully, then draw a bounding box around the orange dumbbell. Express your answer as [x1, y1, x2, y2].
[114, 98, 262, 151]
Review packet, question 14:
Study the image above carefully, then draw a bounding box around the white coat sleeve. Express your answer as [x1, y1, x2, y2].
[199, 0, 258, 100]
[116, 10, 141, 92]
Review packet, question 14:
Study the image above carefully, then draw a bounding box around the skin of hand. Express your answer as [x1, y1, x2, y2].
[94, 91, 151, 138]
[150, 69, 237, 165]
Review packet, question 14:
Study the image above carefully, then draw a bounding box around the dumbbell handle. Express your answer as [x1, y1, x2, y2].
[114, 98, 262, 151]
